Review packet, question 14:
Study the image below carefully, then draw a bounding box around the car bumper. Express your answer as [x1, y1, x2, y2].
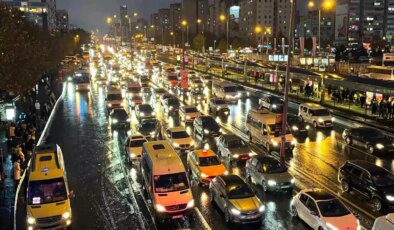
[231, 213, 263, 223]
[29, 218, 72, 230]
[155, 207, 194, 220]
[317, 121, 334, 127]
[111, 122, 130, 129]
[267, 182, 294, 191]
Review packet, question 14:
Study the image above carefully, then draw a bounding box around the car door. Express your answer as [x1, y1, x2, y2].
[248, 158, 258, 182]
[305, 198, 321, 229]
[350, 167, 366, 196]
[297, 193, 310, 221]
[351, 130, 361, 147]
[217, 180, 228, 212]
[360, 172, 373, 198]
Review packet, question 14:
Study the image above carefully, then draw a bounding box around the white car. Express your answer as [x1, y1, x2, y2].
[179, 105, 201, 123]
[373, 213, 394, 230]
[298, 103, 334, 128]
[290, 188, 360, 230]
[124, 135, 147, 163]
[165, 127, 195, 151]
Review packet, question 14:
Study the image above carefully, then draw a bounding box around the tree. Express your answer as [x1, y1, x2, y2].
[217, 39, 227, 53]
[231, 37, 242, 50]
[192, 34, 204, 51]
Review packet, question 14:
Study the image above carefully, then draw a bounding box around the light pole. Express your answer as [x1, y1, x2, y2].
[181, 20, 188, 70]
[220, 14, 229, 51]
[308, 0, 334, 54]
[213, 40, 217, 51]
[197, 19, 205, 53]
[254, 25, 263, 58]
[279, 0, 296, 165]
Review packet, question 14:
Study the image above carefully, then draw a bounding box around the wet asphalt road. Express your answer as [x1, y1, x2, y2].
[18, 58, 394, 229]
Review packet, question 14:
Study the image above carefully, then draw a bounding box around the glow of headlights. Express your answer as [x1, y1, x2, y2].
[126, 118, 130, 122]
[231, 208, 241, 216]
[386, 195, 394, 201]
[249, 152, 257, 157]
[173, 142, 180, 147]
[130, 153, 136, 158]
[27, 216, 36, 225]
[204, 129, 210, 134]
[259, 205, 265, 213]
[291, 140, 296, 145]
[112, 119, 118, 124]
[186, 115, 191, 119]
[233, 154, 239, 158]
[325, 222, 339, 230]
[376, 143, 385, 149]
[290, 178, 295, 184]
[62, 211, 71, 219]
[331, 117, 335, 121]
[187, 199, 195, 208]
[152, 112, 155, 115]
[356, 220, 361, 230]
[272, 104, 277, 109]
[155, 204, 166, 212]
[292, 126, 299, 131]
[272, 141, 279, 147]
[140, 112, 145, 116]
[150, 131, 156, 135]
[107, 103, 112, 107]
[318, 118, 324, 123]
[200, 173, 208, 178]
[267, 180, 277, 186]
[305, 125, 310, 130]
[224, 170, 229, 175]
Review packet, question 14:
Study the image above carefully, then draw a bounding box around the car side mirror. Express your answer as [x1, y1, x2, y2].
[69, 190, 75, 198]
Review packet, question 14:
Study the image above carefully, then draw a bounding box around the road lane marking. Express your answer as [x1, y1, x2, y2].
[194, 207, 212, 230]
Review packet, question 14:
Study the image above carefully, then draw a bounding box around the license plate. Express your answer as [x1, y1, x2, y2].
[172, 214, 183, 219]
[242, 157, 248, 160]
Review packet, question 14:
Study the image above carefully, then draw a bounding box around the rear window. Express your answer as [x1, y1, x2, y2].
[152, 144, 165, 150]
[130, 140, 146, 147]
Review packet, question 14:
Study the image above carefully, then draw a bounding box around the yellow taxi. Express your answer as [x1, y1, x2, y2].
[187, 149, 227, 186]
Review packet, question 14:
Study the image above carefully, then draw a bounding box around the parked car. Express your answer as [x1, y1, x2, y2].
[338, 160, 394, 212]
[246, 156, 294, 192]
[342, 127, 394, 155]
[216, 134, 256, 162]
[209, 175, 265, 224]
[290, 188, 359, 230]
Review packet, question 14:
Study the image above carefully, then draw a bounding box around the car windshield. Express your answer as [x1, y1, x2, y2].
[156, 88, 165, 93]
[269, 97, 283, 104]
[172, 131, 190, 139]
[317, 199, 350, 217]
[129, 87, 141, 93]
[262, 160, 287, 173]
[113, 110, 128, 118]
[139, 105, 153, 112]
[168, 75, 178, 81]
[214, 99, 227, 105]
[168, 99, 180, 106]
[141, 119, 158, 129]
[223, 86, 237, 93]
[237, 86, 245, 91]
[74, 76, 90, 84]
[193, 80, 203, 84]
[199, 156, 221, 166]
[28, 177, 67, 205]
[311, 109, 330, 116]
[287, 116, 303, 124]
[108, 94, 122, 100]
[185, 107, 199, 113]
[227, 139, 246, 148]
[154, 172, 189, 193]
[201, 117, 219, 128]
[130, 139, 146, 147]
[372, 173, 394, 187]
[132, 96, 142, 101]
[227, 184, 254, 199]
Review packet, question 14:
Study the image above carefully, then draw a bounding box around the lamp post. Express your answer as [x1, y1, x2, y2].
[197, 19, 205, 53]
[181, 20, 188, 69]
[220, 14, 229, 51]
[254, 25, 263, 58]
[308, 0, 334, 54]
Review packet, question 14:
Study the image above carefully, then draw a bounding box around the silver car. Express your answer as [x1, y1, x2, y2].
[209, 98, 230, 116]
[217, 134, 256, 162]
[245, 156, 294, 193]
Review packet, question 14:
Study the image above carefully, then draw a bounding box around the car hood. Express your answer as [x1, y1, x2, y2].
[229, 147, 251, 155]
[129, 147, 142, 155]
[173, 137, 193, 145]
[323, 214, 358, 230]
[229, 196, 260, 212]
[28, 199, 71, 219]
[154, 189, 193, 207]
[199, 165, 226, 177]
[370, 137, 393, 145]
[264, 172, 293, 183]
[186, 112, 201, 118]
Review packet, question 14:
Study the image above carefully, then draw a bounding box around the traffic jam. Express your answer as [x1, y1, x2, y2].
[26, 44, 394, 230]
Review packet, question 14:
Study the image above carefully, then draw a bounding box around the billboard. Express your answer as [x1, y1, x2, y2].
[335, 4, 348, 41]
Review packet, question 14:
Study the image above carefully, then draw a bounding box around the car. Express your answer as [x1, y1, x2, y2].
[193, 115, 221, 139]
[127, 82, 142, 96]
[290, 188, 359, 230]
[208, 98, 230, 116]
[109, 108, 130, 129]
[179, 105, 201, 123]
[201, 75, 213, 86]
[137, 118, 162, 140]
[338, 160, 394, 212]
[135, 104, 155, 121]
[342, 127, 394, 155]
[164, 127, 195, 151]
[154, 88, 166, 98]
[128, 95, 143, 109]
[209, 175, 265, 224]
[246, 156, 294, 192]
[163, 98, 180, 114]
[106, 92, 124, 111]
[298, 103, 334, 128]
[236, 85, 250, 98]
[287, 114, 310, 137]
[217, 134, 256, 162]
[187, 149, 227, 186]
[124, 135, 147, 163]
[190, 78, 204, 89]
[259, 95, 283, 113]
[160, 93, 174, 105]
[106, 81, 120, 94]
[372, 213, 394, 230]
[189, 88, 206, 102]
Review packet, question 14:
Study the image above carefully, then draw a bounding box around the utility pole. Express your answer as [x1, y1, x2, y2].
[279, 0, 296, 165]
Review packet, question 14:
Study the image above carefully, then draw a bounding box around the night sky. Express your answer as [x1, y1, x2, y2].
[57, 0, 312, 33]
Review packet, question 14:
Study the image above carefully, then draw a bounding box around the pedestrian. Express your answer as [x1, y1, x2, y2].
[371, 99, 378, 115]
[327, 84, 332, 97]
[13, 159, 22, 188]
[360, 94, 366, 108]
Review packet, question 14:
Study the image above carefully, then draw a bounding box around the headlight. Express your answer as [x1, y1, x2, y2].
[326, 222, 338, 230]
[272, 140, 279, 147]
[331, 117, 335, 122]
[249, 152, 257, 157]
[291, 140, 297, 145]
[305, 125, 310, 130]
[376, 143, 385, 149]
[130, 153, 136, 158]
[292, 126, 299, 131]
[190, 140, 195, 146]
[259, 205, 265, 213]
[267, 180, 277, 186]
[225, 95, 231, 98]
[112, 119, 118, 124]
[386, 195, 394, 201]
[107, 103, 112, 107]
[62, 211, 71, 219]
[290, 178, 295, 184]
[318, 118, 324, 123]
[272, 104, 277, 109]
[237, 92, 242, 97]
[169, 106, 173, 110]
[27, 217, 36, 225]
[233, 154, 239, 158]
[173, 142, 180, 147]
[187, 199, 195, 208]
[204, 129, 210, 134]
[120, 102, 124, 106]
[224, 170, 229, 175]
[152, 112, 155, 116]
[200, 173, 208, 178]
[156, 204, 166, 212]
[150, 131, 156, 135]
[230, 208, 241, 216]
[357, 219, 361, 230]
[140, 112, 145, 116]
[186, 115, 191, 119]
[126, 118, 130, 122]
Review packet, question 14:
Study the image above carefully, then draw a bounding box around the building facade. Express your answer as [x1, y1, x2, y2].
[120, 5, 130, 42]
[170, 3, 182, 32]
[55, 9, 69, 33]
[181, 0, 209, 34]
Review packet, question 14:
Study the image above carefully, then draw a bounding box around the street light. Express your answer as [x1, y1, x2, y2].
[106, 17, 112, 24]
[181, 20, 188, 69]
[254, 25, 263, 58]
[219, 13, 229, 51]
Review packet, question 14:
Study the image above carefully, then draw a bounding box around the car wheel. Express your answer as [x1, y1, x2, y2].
[224, 208, 231, 223]
[290, 205, 298, 218]
[372, 197, 383, 212]
[367, 145, 375, 154]
[313, 121, 318, 128]
[262, 181, 268, 192]
[340, 180, 351, 193]
[346, 137, 352, 145]
[318, 227, 324, 230]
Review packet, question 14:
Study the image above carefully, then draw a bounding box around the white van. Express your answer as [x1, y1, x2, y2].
[140, 141, 194, 222]
[373, 213, 394, 230]
[212, 82, 239, 102]
[246, 108, 294, 152]
[298, 103, 334, 128]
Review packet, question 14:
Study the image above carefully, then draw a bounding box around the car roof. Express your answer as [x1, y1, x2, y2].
[349, 127, 378, 132]
[168, 126, 187, 132]
[347, 160, 389, 175]
[254, 155, 280, 164]
[304, 189, 335, 201]
[219, 174, 245, 186]
[128, 135, 145, 140]
[194, 149, 216, 158]
[143, 141, 185, 175]
[300, 103, 326, 110]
